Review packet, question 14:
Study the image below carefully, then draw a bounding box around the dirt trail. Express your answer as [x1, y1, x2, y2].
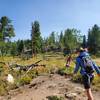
[0, 74, 100, 100]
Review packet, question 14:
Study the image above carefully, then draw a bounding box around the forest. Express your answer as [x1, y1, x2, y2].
[0, 16, 100, 57]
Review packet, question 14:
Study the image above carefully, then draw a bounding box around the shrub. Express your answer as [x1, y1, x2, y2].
[57, 67, 73, 75]
[57, 67, 67, 75]
[92, 75, 100, 86]
[0, 76, 18, 96]
[0, 85, 7, 96]
[91, 55, 96, 59]
[17, 75, 32, 86]
[0, 82, 7, 96]
[0, 65, 4, 75]
[47, 96, 64, 100]
[27, 69, 38, 78]
[71, 74, 82, 83]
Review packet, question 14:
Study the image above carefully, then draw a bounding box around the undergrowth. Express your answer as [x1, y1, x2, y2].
[47, 95, 64, 100]
[0, 53, 100, 96]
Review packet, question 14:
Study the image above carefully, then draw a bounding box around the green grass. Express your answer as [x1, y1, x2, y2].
[47, 95, 64, 100]
[0, 53, 100, 95]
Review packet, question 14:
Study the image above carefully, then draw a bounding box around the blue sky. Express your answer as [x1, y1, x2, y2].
[0, 0, 100, 41]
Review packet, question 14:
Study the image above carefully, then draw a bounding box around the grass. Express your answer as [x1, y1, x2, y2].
[0, 53, 66, 95]
[47, 95, 64, 100]
[0, 52, 100, 96]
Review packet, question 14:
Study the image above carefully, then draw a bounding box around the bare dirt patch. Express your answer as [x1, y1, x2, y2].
[0, 74, 100, 100]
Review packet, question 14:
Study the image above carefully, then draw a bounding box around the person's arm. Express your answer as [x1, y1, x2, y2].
[74, 58, 80, 74]
[92, 62, 100, 76]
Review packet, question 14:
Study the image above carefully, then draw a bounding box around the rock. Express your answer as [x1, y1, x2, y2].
[65, 92, 77, 99]
[7, 74, 14, 84]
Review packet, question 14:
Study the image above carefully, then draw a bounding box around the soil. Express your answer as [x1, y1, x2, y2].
[0, 74, 100, 100]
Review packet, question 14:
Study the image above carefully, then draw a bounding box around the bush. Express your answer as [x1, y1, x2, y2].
[17, 75, 32, 86]
[57, 67, 67, 75]
[0, 82, 7, 96]
[0, 76, 18, 96]
[0, 85, 7, 96]
[93, 75, 100, 86]
[47, 96, 64, 100]
[71, 74, 82, 83]
[0, 65, 4, 75]
[91, 55, 97, 59]
[57, 67, 73, 75]
[27, 69, 38, 78]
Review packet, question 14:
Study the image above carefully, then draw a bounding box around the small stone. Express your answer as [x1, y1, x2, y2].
[65, 92, 77, 99]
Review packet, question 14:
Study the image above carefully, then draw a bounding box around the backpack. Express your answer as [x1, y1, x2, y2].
[79, 56, 94, 74]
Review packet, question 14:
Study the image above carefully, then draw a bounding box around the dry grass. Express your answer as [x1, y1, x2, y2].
[93, 58, 100, 65]
[0, 53, 100, 95]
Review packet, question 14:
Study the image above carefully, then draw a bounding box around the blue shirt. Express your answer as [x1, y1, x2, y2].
[74, 51, 100, 75]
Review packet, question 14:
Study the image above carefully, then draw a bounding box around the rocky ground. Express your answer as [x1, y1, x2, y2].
[0, 74, 100, 100]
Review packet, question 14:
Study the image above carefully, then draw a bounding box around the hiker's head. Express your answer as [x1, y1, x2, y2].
[76, 47, 84, 54]
[79, 47, 84, 52]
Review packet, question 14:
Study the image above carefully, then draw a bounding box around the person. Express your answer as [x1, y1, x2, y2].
[73, 48, 100, 100]
[66, 54, 72, 67]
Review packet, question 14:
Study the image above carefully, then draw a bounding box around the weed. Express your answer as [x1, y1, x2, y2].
[47, 95, 64, 100]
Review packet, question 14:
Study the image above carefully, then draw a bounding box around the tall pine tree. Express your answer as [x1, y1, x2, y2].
[0, 16, 15, 56]
[82, 35, 87, 48]
[88, 24, 100, 55]
[31, 21, 41, 56]
[63, 29, 78, 53]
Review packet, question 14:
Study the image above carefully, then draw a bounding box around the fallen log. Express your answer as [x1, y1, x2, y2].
[9, 60, 46, 71]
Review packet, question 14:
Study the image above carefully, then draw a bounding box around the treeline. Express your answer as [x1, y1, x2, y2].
[0, 16, 100, 57]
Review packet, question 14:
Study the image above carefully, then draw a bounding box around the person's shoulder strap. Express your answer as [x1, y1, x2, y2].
[78, 56, 83, 60]
[77, 55, 89, 68]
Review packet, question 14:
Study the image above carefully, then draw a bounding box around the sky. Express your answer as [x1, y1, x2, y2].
[0, 0, 100, 41]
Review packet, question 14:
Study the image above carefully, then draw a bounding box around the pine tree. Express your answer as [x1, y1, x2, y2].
[88, 24, 100, 55]
[82, 35, 87, 48]
[63, 29, 78, 53]
[17, 40, 24, 55]
[31, 21, 41, 56]
[0, 16, 15, 56]
[59, 31, 64, 50]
